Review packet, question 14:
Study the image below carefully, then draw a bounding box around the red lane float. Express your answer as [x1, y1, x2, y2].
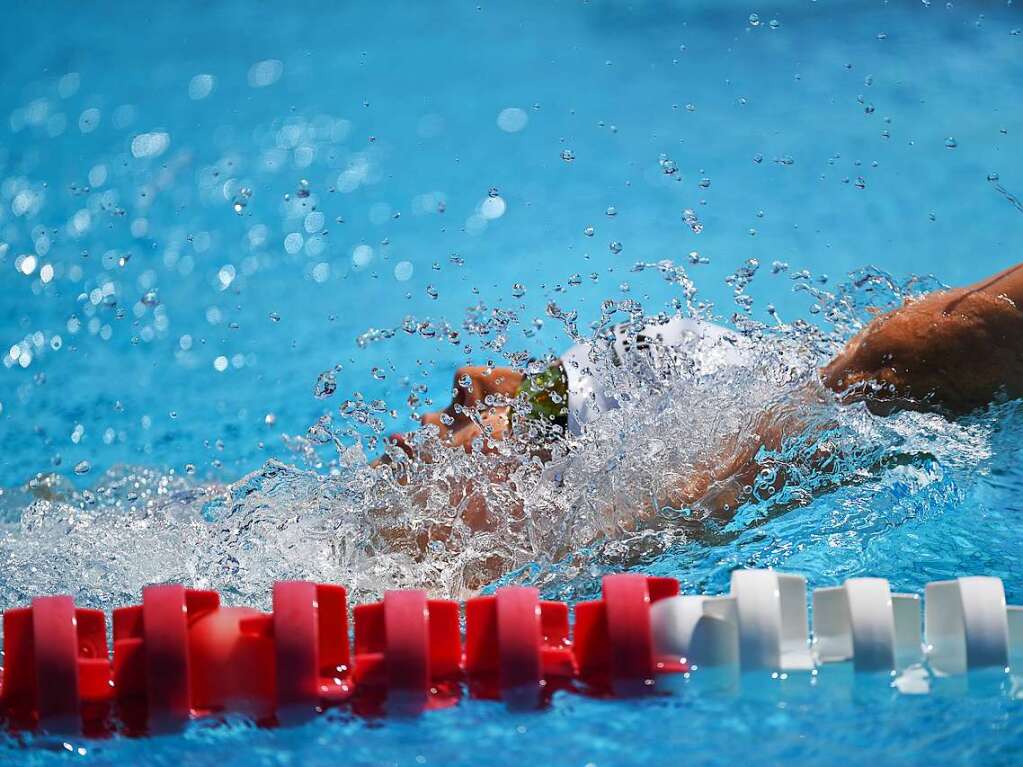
[112, 584, 221, 730]
[268, 581, 351, 721]
[0, 574, 680, 733]
[110, 582, 351, 731]
[1, 596, 110, 733]
[464, 586, 574, 707]
[352, 591, 461, 714]
[574, 574, 685, 695]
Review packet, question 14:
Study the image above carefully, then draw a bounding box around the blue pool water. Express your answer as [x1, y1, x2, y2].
[2, 1, 1023, 764]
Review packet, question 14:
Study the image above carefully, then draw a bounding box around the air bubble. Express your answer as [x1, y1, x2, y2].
[560, 149, 575, 162]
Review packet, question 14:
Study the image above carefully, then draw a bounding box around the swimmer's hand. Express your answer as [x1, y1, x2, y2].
[822, 264, 1023, 415]
[395, 365, 523, 457]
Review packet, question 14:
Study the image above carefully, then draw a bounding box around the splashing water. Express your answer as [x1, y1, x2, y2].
[1, 263, 1014, 614]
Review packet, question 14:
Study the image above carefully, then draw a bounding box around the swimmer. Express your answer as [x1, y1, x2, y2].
[381, 262, 1023, 530]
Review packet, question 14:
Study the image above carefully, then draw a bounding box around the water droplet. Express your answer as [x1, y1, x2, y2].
[425, 284, 439, 299]
[944, 136, 958, 149]
[698, 177, 711, 188]
[583, 226, 595, 237]
[512, 283, 526, 298]
[296, 179, 311, 198]
[768, 19, 780, 29]
[987, 172, 999, 182]
[269, 311, 281, 322]
[141, 289, 159, 306]
[118, 253, 131, 267]
[605, 206, 617, 217]
[232, 187, 252, 215]
[682, 208, 703, 234]
[264, 413, 277, 426]
[488, 186, 500, 197]
[74, 460, 90, 475]
[753, 153, 764, 164]
[314, 370, 337, 399]
[749, 13, 761, 26]
[371, 367, 386, 381]
[560, 149, 575, 162]
[609, 241, 623, 254]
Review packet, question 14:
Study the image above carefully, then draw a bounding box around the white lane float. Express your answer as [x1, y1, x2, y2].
[650, 594, 739, 690]
[924, 576, 1015, 675]
[729, 569, 815, 674]
[812, 577, 922, 673]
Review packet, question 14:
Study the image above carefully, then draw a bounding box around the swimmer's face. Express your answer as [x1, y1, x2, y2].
[398, 365, 524, 454]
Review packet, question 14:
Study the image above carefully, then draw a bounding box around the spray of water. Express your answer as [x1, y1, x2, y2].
[0, 264, 1002, 610]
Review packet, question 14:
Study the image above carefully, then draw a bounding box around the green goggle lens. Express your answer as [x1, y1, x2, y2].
[514, 363, 569, 427]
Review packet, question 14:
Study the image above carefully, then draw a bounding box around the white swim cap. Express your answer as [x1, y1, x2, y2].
[559, 317, 745, 435]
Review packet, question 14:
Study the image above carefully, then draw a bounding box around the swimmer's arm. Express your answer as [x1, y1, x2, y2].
[665, 263, 1023, 520]
[822, 263, 1023, 414]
